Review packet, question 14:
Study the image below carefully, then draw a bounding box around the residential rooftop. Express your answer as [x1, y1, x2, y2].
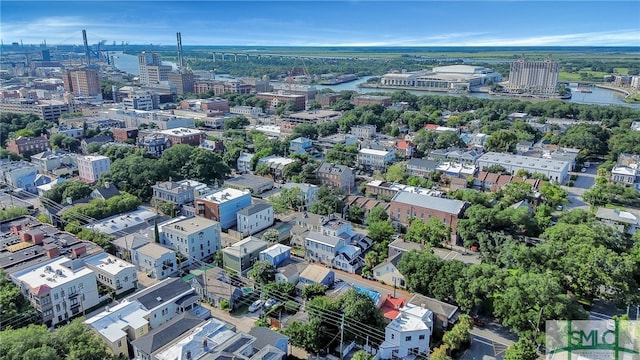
[83, 252, 135, 275]
[163, 216, 220, 235]
[12, 256, 95, 291]
[198, 188, 251, 204]
[391, 191, 466, 215]
[237, 203, 273, 217]
[84, 300, 148, 342]
[299, 264, 332, 283]
[223, 237, 269, 256]
[85, 208, 159, 235]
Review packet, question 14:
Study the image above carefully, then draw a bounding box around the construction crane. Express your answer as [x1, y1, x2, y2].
[300, 57, 312, 82]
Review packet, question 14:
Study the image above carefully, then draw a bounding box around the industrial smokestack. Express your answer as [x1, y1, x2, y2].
[176, 32, 183, 69]
[82, 29, 90, 65]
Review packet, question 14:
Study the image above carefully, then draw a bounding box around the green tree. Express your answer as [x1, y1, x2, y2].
[366, 205, 389, 224]
[261, 281, 295, 302]
[85, 142, 102, 154]
[484, 130, 517, 153]
[397, 250, 444, 295]
[384, 162, 406, 183]
[261, 229, 280, 243]
[302, 283, 328, 300]
[367, 220, 395, 243]
[339, 289, 386, 344]
[0, 207, 31, 221]
[351, 350, 374, 360]
[183, 147, 230, 184]
[42, 180, 92, 204]
[284, 319, 326, 353]
[309, 185, 345, 216]
[405, 217, 451, 247]
[430, 345, 452, 360]
[325, 143, 359, 167]
[504, 338, 538, 360]
[348, 206, 364, 224]
[247, 261, 275, 284]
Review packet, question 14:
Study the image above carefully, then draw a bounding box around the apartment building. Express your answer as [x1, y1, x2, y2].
[63, 67, 101, 97]
[222, 236, 269, 276]
[195, 188, 252, 230]
[155, 127, 206, 146]
[159, 216, 222, 265]
[236, 203, 274, 237]
[6, 135, 50, 156]
[0, 99, 73, 121]
[83, 252, 137, 295]
[358, 148, 396, 170]
[351, 124, 377, 139]
[390, 191, 468, 244]
[11, 256, 101, 327]
[315, 162, 355, 192]
[77, 155, 111, 183]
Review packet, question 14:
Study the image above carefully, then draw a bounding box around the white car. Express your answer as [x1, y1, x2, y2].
[263, 298, 279, 310]
[581, 168, 587, 173]
[248, 300, 263, 312]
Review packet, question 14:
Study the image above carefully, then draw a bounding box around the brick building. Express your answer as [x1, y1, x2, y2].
[389, 191, 468, 244]
[6, 135, 50, 156]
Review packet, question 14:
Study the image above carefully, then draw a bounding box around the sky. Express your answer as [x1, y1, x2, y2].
[1, 1, 639, 47]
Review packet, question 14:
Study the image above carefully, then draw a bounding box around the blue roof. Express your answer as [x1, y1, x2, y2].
[353, 285, 380, 306]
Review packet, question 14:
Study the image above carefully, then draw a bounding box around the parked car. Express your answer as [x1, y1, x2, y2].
[581, 168, 587, 173]
[249, 299, 263, 312]
[263, 298, 279, 310]
[471, 315, 485, 327]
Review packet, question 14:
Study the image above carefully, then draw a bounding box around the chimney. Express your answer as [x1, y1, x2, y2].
[421, 303, 426, 309]
[104, 181, 110, 189]
[45, 247, 58, 259]
[66, 197, 73, 205]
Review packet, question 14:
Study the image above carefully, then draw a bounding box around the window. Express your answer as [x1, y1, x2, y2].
[419, 334, 425, 340]
[405, 336, 411, 341]
[391, 334, 395, 340]
[54, 293, 59, 300]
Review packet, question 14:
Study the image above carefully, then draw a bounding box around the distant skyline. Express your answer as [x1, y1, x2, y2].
[1, 1, 639, 47]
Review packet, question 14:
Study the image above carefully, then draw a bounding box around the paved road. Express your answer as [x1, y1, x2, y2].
[432, 247, 482, 265]
[462, 334, 507, 360]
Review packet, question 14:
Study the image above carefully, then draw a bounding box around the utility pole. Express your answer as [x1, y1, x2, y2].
[340, 311, 345, 360]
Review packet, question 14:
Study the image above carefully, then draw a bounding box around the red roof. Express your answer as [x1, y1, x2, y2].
[425, 124, 438, 131]
[33, 284, 51, 296]
[396, 141, 413, 149]
[381, 295, 407, 320]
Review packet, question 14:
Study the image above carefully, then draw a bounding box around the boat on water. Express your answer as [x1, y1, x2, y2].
[576, 87, 593, 93]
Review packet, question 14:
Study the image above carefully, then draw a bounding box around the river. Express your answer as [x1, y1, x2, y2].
[112, 52, 639, 109]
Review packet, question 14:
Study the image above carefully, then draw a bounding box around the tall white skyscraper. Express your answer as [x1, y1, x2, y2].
[507, 55, 559, 95]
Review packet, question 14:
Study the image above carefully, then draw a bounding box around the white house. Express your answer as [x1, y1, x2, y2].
[83, 252, 138, 295]
[358, 148, 396, 170]
[11, 256, 101, 327]
[159, 216, 222, 265]
[134, 242, 178, 280]
[77, 155, 111, 183]
[379, 303, 434, 360]
[237, 152, 254, 174]
[236, 203, 274, 236]
[128, 277, 200, 329]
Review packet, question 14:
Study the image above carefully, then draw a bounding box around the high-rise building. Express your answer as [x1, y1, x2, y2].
[168, 70, 195, 95]
[63, 67, 101, 97]
[507, 55, 559, 95]
[138, 52, 172, 85]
